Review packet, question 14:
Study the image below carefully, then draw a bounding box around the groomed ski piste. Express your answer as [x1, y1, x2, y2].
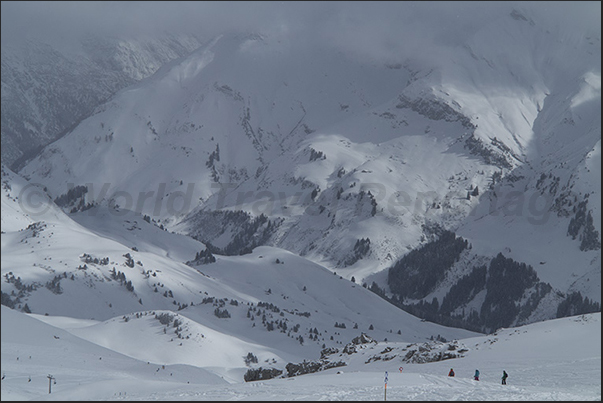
[1, 306, 600, 401]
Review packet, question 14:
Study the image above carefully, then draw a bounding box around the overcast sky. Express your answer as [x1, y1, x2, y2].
[1, 1, 600, 60]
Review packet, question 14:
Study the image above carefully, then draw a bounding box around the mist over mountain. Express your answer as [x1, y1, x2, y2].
[1, 32, 204, 167]
[1, 2, 600, 399]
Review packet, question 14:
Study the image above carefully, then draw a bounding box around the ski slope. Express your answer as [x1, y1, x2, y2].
[1, 306, 600, 400]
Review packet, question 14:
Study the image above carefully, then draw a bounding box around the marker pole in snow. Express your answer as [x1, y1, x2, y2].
[47, 374, 55, 394]
[384, 371, 388, 401]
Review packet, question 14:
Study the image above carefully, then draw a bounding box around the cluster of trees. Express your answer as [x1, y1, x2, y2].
[440, 265, 487, 314]
[45, 274, 65, 295]
[187, 249, 216, 265]
[156, 312, 175, 325]
[143, 214, 166, 230]
[244, 302, 312, 340]
[265, 318, 290, 332]
[23, 221, 46, 238]
[203, 212, 281, 256]
[428, 334, 448, 342]
[307, 327, 322, 342]
[296, 311, 311, 317]
[82, 253, 109, 265]
[567, 197, 601, 251]
[341, 238, 371, 267]
[244, 352, 258, 365]
[336, 189, 378, 218]
[214, 307, 231, 318]
[382, 228, 601, 333]
[109, 267, 134, 292]
[388, 230, 469, 299]
[464, 134, 512, 169]
[257, 301, 281, 314]
[382, 230, 598, 333]
[172, 318, 189, 340]
[261, 312, 285, 332]
[396, 94, 475, 130]
[285, 360, 322, 377]
[4, 272, 32, 292]
[309, 148, 326, 162]
[388, 251, 557, 333]
[363, 191, 378, 217]
[284, 358, 346, 378]
[153, 312, 193, 340]
[123, 253, 135, 268]
[2, 272, 41, 310]
[556, 292, 601, 317]
[53, 185, 90, 211]
[1, 291, 15, 308]
[479, 253, 540, 332]
[188, 210, 283, 256]
[243, 367, 282, 382]
[205, 144, 220, 182]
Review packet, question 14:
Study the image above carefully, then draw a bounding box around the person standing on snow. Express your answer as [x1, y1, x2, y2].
[448, 368, 455, 377]
[474, 369, 480, 381]
[502, 370, 508, 385]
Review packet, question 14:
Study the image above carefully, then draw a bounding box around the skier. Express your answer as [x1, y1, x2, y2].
[502, 370, 508, 385]
[448, 368, 455, 377]
[474, 369, 480, 381]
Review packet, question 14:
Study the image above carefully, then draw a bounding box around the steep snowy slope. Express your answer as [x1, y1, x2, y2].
[2, 164, 477, 372]
[1, 164, 204, 318]
[446, 12, 602, 303]
[17, 29, 496, 273]
[18, 32, 408, 202]
[16, 7, 602, 332]
[1, 33, 203, 166]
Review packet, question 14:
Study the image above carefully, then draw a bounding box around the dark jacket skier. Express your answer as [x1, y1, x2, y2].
[502, 370, 508, 385]
[448, 368, 455, 377]
[474, 369, 480, 381]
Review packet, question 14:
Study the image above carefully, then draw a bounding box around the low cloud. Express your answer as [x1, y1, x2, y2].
[2, 1, 599, 63]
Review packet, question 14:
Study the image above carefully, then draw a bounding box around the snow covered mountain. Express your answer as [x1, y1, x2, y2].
[1, 163, 476, 367]
[1, 4, 601, 399]
[1, 32, 203, 167]
[13, 7, 600, 333]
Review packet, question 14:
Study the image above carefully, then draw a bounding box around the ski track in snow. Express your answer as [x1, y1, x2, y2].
[1, 306, 600, 401]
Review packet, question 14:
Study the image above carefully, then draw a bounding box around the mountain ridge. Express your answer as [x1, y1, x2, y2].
[6, 7, 601, 335]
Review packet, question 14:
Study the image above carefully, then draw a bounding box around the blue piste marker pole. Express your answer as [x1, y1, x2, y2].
[384, 371, 388, 401]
